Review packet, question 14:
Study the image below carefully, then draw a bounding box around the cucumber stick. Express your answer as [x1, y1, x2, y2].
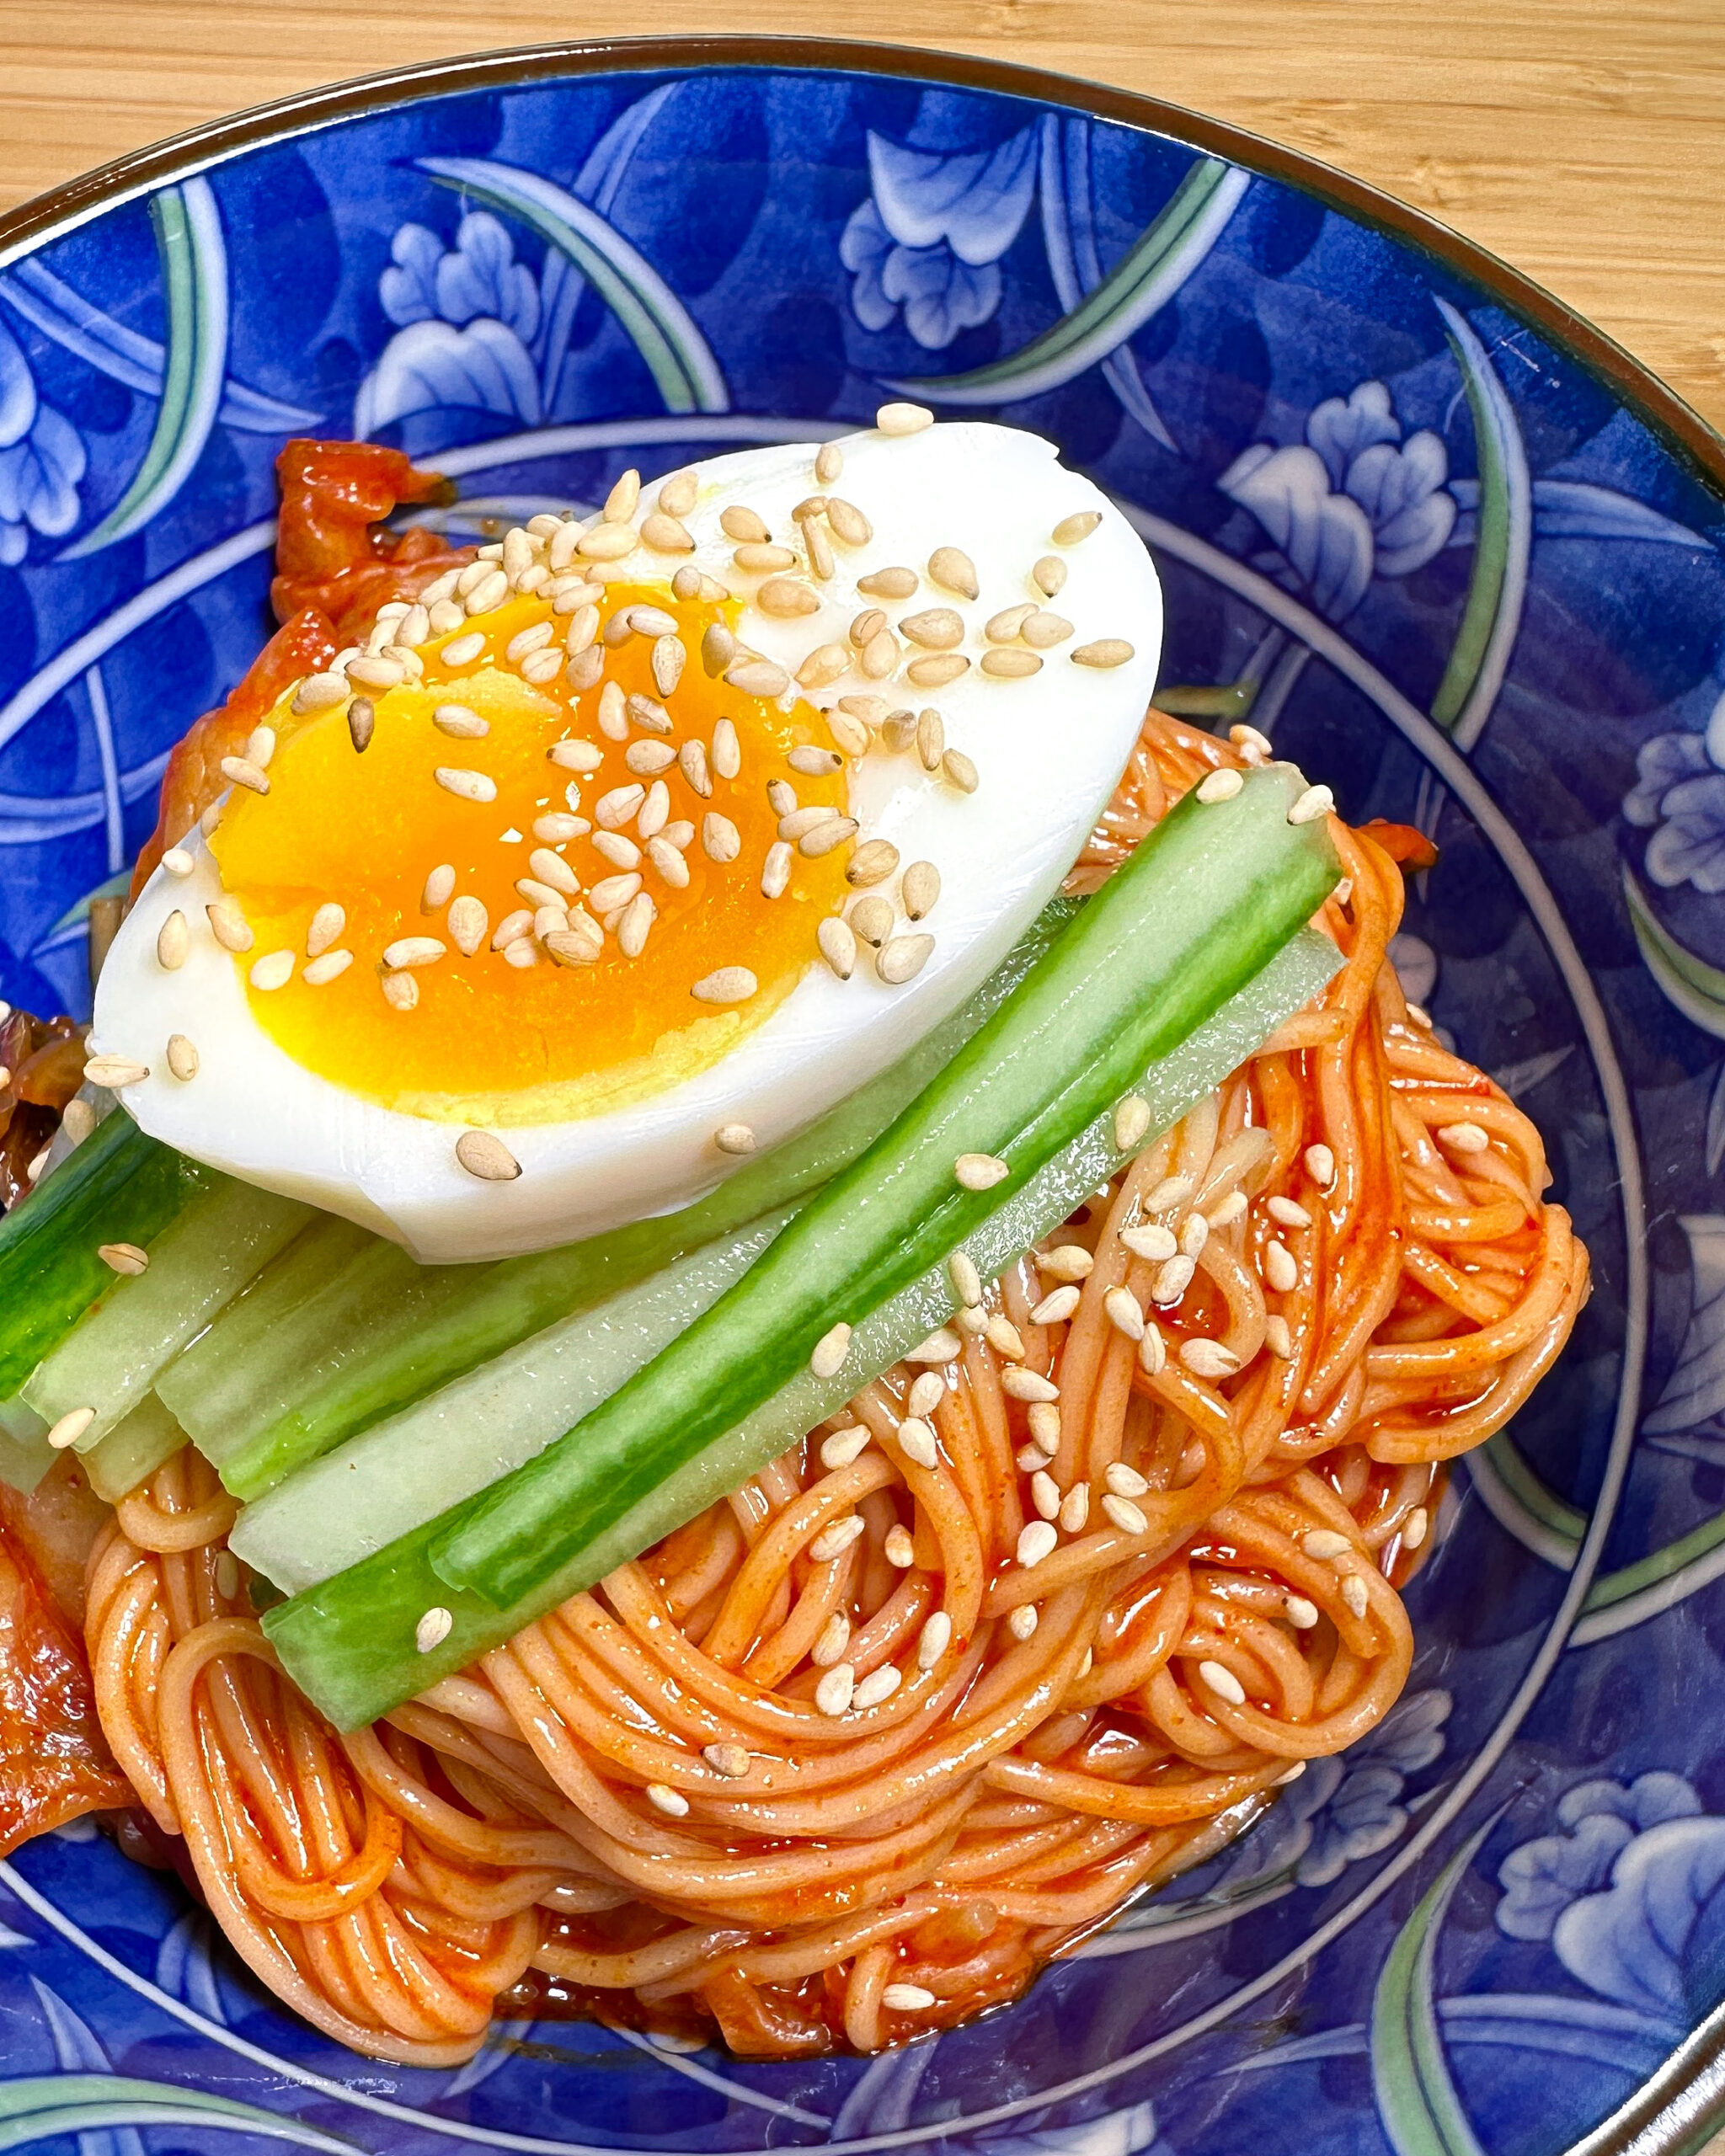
[0, 1109, 202, 1399]
[0, 1396, 56, 1496]
[83, 1394, 190, 1503]
[168, 903, 1071, 1497]
[431, 766, 1338, 1609]
[24, 1181, 312, 1445]
[231, 1212, 791, 1593]
[264, 922, 1339, 1732]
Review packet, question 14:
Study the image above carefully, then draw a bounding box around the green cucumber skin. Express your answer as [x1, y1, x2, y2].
[431, 766, 1338, 1609]
[0, 1113, 200, 1399]
[264, 926, 1340, 1731]
[187, 905, 1073, 1496]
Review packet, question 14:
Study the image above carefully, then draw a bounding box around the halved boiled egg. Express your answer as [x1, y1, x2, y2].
[92, 419, 1163, 1262]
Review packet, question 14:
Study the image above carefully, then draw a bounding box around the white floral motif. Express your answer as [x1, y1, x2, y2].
[1496, 1772, 1725, 2020]
[1622, 684, 1725, 895]
[0, 318, 87, 564]
[841, 125, 1039, 350]
[1219, 381, 1456, 621]
[355, 211, 543, 435]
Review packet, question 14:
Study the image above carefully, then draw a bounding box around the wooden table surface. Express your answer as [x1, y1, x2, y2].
[1, 0, 1722, 437]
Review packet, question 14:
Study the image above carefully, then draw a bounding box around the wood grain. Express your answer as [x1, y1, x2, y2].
[2, 1, 1722, 433]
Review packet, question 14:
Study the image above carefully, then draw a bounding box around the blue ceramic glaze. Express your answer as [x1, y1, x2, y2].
[0, 43, 1722, 2154]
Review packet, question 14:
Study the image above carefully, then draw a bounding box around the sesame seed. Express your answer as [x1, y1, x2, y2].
[657, 468, 698, 518]
[1263, 1241, 1299, 1294]
[302, 951, 353, 988]
[432, 702, 489, 739]
[733, 543, 798, 577]
[941, 1251, 979, 1310]
[595, 682, 628, 740]
[1102, 1286, 1146, 1342]
[816, 1663, 856, 1716]
[1178, 1212, 1210, 1260]
[805, 520, 836, 580]
[692, 967, 758, 1005]
[726, 658, 791, 698]
[1280, 1593, 1319, 1630]
[588, 872, 642, 915]
[1017, 1520, 1058, 1568]
[845, 896, 889, 949]
[761, 842, 793, 899]
[802, 643, 852, 691]
[244, 723, 276, 770]
[147, 906, 190, 974]
[1002, 1367, 1060, 1405]
[1029, 1470, 1060, 1522]
[809, 1511, 866, 1563]
[770, 778, 798, 818]
[876, 401, 933, 435]
[695, 1740, 749, 1783]
[1111, 1094, 1152, 1153]
[440, 632, 486, 667]
[1146, 1175, 1194, 1214]
[1017, 611, 1070, 650]
[1204, 1191, 1247, 1230]
[876, 1522, 914, 1572]
[688, 812, 738, 867]
[1340, 1574, 1370, 1620]
[985, 1315, 1025, 1363]
[799, 815, 860, 862]
[292, 670, 349, 713]
[825, 498, 873, 547]
[874, 932, 934, 985]
[812, 1613, 852, 1668]
[434, 767, 498, 804]
[905, 1328, 961, 1366]
[721, 504, 772, 544]
[546, 916, 604, 967]
[956, 1305, 987, 1336]
[303, 901, 345, 958]
[810, 1323, 853, 1381]
[595, 782, 647, 828]
[381, 969, 420, 1008]
[1151, 1254, 1196, 1306]
[1266, 1195, 1312, 1229]
[489, 909, 534, 953]
[916, 1611, 953, 1669]
[219, 755, 270, 797]
[455, 1129, 521, 1182]
[815, 915, 857, 980]
[1049, 510, 1101, 547]
[1028, 1284, 1080, 1327]
[383, 936, 446, 971]
[820, 1423, 873, 1470]
[1103, 1462, 1149, 1500]
[853, 1664, 902, 1710]
[981, 648, 1042, 679]
[1302, 1528, 1352, 1561]
[525, 847, 579, 898]
[1288, 783, 1334, 826]
[954, 1151, 1009, 1193]
[895, 1380, 939, 1428]
[410, 1604, 455, 1655]
[814, 440, 844, 482]
[1199, 1659, 1246, 1706]
[563, 604, 601, 659]
[1138, 1324, 1167, 1375]
[1121, 1223, 1178, 1262]
[1071, 639, 1136, 670]
[45, 1406, 97, 1454]
[248, 950, 294, 991]
[617, 891, 657, 958]
[909, 654, 971, 691]
[1039, 1246, 1094, 1286]
[1180, 1338, 1242, 1380]
[884, 1415, 937, 1478]
[626, 691, 673, 735]
[575, 522, 638, 564]
[1404, 1506, 1430, 1550]
[99, 1241, 150, 1277]
[942, 750, 980, 793]
[1438, 1120, 1490, 1153]
[644, 1781, 690, 1819]
[1196, 767, 1244, 804]
[1007, 1604, 1039, 1641]
[548, 739, 603, 776]
[645, 835, 689, 889]
[1095, 1489, 1150, 1541]
[789, 744, 844, 779]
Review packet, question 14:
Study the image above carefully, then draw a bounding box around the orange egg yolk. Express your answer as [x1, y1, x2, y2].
[211, 582, 851, 1125]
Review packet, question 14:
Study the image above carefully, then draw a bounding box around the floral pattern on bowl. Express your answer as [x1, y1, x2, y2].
[0, 40, 1724, 2156]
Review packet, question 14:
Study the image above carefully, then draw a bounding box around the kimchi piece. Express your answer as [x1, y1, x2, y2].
[133, 441, 471, 894]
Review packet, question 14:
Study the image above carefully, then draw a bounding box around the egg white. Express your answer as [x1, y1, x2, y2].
[92, 422, 1163, 1263]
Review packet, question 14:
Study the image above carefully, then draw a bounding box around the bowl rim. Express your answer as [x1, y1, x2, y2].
[2, 32, 1722, 2156]
[0, 31, 1721, 496]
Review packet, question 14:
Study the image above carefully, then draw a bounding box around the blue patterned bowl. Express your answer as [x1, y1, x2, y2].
[3, 37, 1724, 2156]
